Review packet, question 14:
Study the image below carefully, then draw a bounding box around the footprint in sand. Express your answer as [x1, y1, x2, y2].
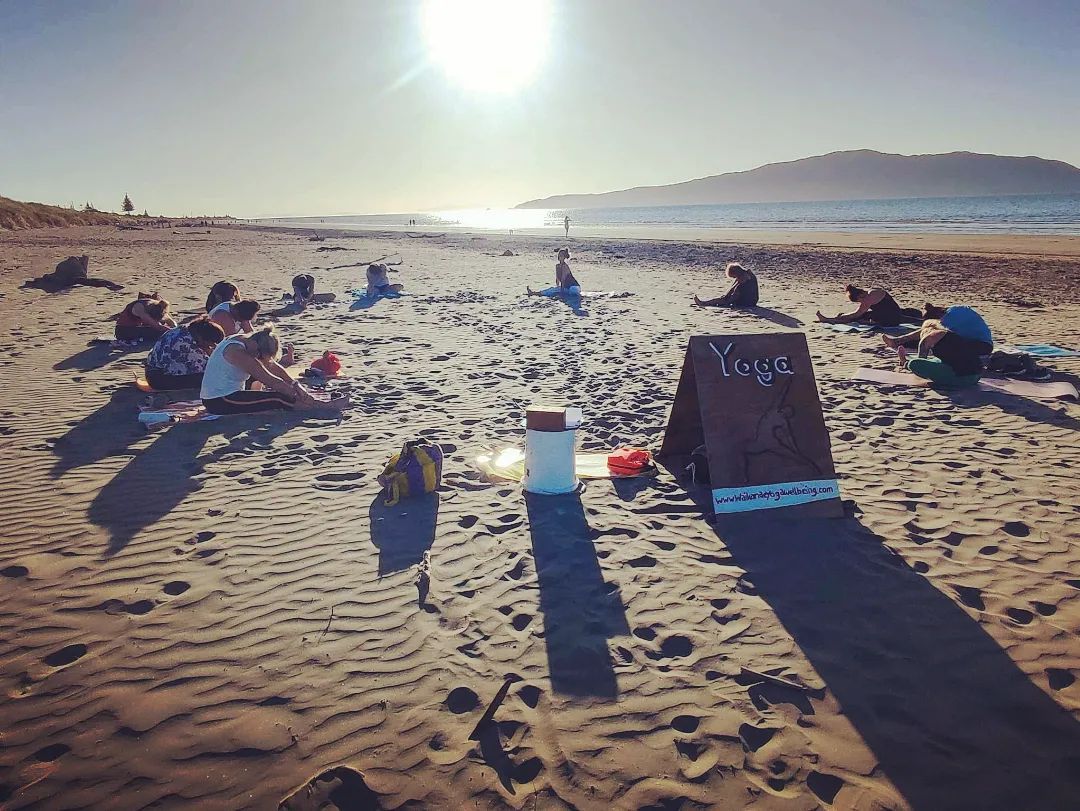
[511, 614, 532, 632]
[671, 715, 700, 734]
[445, 686, 479, 714]
[1006, 607, 1034, 625]
[1047, 669, 1076, 690]
[1, 564, 29, 578]
[739, 723, 778, 752]
[44, 644, 87, 669]
[32, 743, 70, 762]
[517, 685, 541, 708]
[953, 585, 984, 611]
[1003, 521, 1030, 537]
[633, 627, 657, 641]
[806, 771, 845, 804]
[627, 554, 657, 568]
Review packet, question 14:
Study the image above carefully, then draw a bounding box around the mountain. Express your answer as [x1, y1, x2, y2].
[516, 150, 1080, 209]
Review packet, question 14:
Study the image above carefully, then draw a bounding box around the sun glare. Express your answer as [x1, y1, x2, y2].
[421, 0, 551, 94]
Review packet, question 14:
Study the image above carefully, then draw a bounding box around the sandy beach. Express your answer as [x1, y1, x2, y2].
[1, 224, 1079, 810]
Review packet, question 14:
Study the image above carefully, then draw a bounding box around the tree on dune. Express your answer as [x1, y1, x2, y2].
[122, 194, 134, 214]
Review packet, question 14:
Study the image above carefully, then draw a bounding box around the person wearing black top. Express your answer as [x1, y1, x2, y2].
[816, 284, 921, 327]
[694, 263, 759, 308]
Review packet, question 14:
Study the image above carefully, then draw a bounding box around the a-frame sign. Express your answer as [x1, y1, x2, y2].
[658, 333, 843, 517]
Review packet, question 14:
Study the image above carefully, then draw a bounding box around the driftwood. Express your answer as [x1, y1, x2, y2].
[404, 232, 446, 239]
[319, 254, 403, 271]
[469, 675, 523, 740]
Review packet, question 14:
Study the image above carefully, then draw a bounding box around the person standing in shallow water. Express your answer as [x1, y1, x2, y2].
[564, 214, 571, 237]
[694, 262, 759, 308]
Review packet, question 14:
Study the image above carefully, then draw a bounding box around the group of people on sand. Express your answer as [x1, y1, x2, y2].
[686, 265, 992, 386]
[815, 283, 993, 385]
[119, 279, 347, 414]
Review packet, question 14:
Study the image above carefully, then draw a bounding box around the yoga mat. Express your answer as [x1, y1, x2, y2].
[1012, 344, 1080, 358]
[852, 367, 1078, 399]
[822, 322, 919, 335]
[474, 447, 653, 482]
[138, 400, 217, 426]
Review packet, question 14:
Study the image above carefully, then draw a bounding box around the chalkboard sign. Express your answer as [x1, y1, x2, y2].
[658, 333, 843, 517]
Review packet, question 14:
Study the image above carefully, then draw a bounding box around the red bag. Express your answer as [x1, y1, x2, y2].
[310, 351, 342, 377]
[607, 448, 651, 476]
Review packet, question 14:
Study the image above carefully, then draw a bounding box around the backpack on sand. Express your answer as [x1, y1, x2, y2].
[378, 440, 443, 506]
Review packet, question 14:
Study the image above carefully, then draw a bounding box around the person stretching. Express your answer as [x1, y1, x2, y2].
[883, 303, 993, 386]
[200, 326, 349, 414]
[115, 296, 175, 341]
[205, 281, 241, 313]
[816, 284, 921, 327]
[209, 298, 260, 336]
[694, 262, 759, 308]
[528, 248, 580, 297]
[292, 274, 316, 309]
[366, 263, 403, 299]
[144, 317, 225, 390]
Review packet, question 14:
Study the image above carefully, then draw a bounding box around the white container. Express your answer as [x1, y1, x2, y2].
[523, 427, 579, 494]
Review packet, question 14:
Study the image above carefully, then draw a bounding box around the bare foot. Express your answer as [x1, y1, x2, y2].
[693, 295, 702, 306]
[526, 286, 536, 296]
[882, 334, 898, 349]
[815, 311, 828, 323]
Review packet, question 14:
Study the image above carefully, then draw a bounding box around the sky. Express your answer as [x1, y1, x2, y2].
[2, 0, 1078, 217]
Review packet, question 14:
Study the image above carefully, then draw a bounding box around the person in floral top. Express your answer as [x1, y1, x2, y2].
[144, 318, 225, 390]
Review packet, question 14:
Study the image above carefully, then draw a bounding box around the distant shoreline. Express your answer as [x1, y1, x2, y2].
[246, 221, 1080, 259]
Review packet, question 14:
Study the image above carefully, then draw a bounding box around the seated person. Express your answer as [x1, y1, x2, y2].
[209, 298, 260, 336]
[291, 274, 316, 308]
[366, 263, 403, 298]
[694, 262, 759, 307]
[205, 281, 241, 312]
[115, 295, 175, 341]
[200, 326, 349, 415]
[816, 284, 921, 327]
[144, 318, 225, 390]
[528, 248, 580, 296]
[884, 304, 993, 386]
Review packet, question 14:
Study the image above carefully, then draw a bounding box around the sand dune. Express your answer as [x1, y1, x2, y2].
[0, 225, 1078, 810]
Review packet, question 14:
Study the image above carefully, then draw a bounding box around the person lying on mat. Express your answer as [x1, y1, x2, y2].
[883, 304, 993, 386]
[365, 263, 403, 299]
[200, 326, 349, 415]
[144, 317, 225, 390]
[205, 280, 241, 313]
[209, 298, 260, 336]
[115, 295, 176, 341]
[816, 284, 921, 327]
[527, 248, 581, 297]
[694, 262, 759, 308]
[291, 274, 316, 309]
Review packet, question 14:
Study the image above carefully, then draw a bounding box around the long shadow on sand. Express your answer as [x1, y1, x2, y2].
[943, 384, 1080, 430]
[53, 343, 147, 373]
[711, 510, 1080, 810]
[525, 492, 629, 699]
[51, 387, 151, 477]
[89, 419, 299, 557]
[369, 492, 440, 576]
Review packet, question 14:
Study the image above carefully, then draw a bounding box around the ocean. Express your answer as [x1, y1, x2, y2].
[258, 193, 1080, 236]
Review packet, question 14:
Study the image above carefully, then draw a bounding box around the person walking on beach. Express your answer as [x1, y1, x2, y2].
[694, 263, 759, 308]
[816, 284, 922, 327]
[564, 214, 571, 237]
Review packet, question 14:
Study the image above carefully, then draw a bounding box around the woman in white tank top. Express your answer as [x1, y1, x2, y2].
[200, 326, 348, 414]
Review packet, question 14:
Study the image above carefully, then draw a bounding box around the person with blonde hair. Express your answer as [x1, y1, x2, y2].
[693, 262, 759, 308]
[200, 326, 347, 414]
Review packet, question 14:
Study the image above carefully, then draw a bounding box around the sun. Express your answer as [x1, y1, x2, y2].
[421, 0, 551, 94]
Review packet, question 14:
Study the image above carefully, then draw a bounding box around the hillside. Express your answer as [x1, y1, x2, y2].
[0, 197, 122, 231]
[517, 150, 1080, 209]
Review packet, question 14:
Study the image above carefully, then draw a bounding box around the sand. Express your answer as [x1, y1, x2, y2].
[0, 224, 1078, 810]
